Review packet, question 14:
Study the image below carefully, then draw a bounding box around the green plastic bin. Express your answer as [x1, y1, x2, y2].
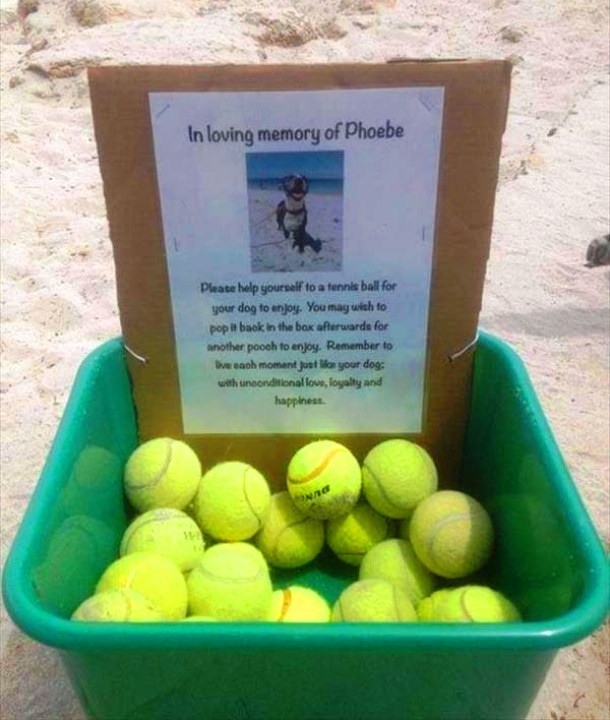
[3, 331, 608, 720]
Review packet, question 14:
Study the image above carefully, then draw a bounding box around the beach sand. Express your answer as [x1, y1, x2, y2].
[1, 1, 608, 718]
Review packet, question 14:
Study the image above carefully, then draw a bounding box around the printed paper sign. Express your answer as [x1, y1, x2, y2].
[149, 87, 444, 434]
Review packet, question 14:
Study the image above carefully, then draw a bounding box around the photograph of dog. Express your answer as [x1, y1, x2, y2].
[247, 151, 343, 272]
[276, 174, 322, 254]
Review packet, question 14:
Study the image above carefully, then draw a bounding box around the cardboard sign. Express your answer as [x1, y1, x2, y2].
[89, 61, 511, 486]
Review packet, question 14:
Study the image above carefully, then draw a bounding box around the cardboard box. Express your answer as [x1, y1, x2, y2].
[89, 61, 512, 484]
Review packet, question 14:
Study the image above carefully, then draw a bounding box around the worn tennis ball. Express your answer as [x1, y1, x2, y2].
[254, 491, 324, 568]
[187, 542, 272, 620]
[269, 586, 331, 623]
[326, 502, 391, 566]
[409, 490, 494, 578]
[72, 589, 165, 622]
[194, 461, 271, 542]
[286, 440, 362, 520]
[362, 439, 438, 519]
[359, 538, 436, 605]
[120, 508, 205, 572]
[417, 589, 453, 621]
[430, 585, 521, 623]
[96, 551, 188, 620]
[331, 579, 417, 622]
[124, 438, 201, 513]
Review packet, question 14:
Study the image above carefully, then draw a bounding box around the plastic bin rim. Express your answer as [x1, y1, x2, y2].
[2, 333, 609, 652]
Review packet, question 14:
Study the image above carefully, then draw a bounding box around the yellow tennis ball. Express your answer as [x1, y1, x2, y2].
[326, 502, 391, 566]
[254, 491, 324, 569]
[432, 585, 521, 623]
[187, 543, 272, 620]
[358, 538, 436, 605]
[269, 586, 331, 623]
[72, 589, 165, 622]
[124, 438, 201, 513]
[286, 440, 361, 520]
[417, 589, 453, 621]
[120, 508, 205, 572]
[194, 461, 271, 542]
[96, 551, 188, 620]
[409, 490, 494, 578]
[331, 579, 417, 622]
[362, 439, 438, 519]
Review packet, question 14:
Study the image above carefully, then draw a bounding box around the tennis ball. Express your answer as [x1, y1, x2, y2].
[359, 538, 436, 605]
[228, 539, 271, 569]
[286, 440, 361, 520]
[326, 502, 390, 566]
[432, 585, 521, 623]
[96, 551, 188, 620]
[120, 508, 205, 572]
[182, 616, 218, 622]
[269, 586, 331, 623]
[362, 439, 438, 519]
[187, 543, 272, 620]
[194, 461, 271, 542]
[72, 589, 165, 622]
[409, 490, 494, 578]
[417, 589, 453, 621]
[331, 579, 417, 622]
[254, 491, 324, 568]
[124, 438, 201, 513]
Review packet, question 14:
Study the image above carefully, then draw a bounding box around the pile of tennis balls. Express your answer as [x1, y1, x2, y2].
[71, 437, 521, 624]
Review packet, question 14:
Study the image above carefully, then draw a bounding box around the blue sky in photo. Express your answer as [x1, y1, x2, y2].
[246, 150, 343, 181]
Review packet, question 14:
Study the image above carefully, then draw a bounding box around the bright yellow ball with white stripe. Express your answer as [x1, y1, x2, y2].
[409, 491, 494, 578]
[194, 461, 271, 542]
[123, 438, 201, 513]
[286, 440, 361, 520]
[96, 552, 188, 620]
[120, 508, 205, 572]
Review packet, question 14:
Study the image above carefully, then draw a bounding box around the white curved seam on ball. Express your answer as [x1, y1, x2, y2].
[128, 439, 174, 491]
[458, 587, 473, 621]
[425, 510, 485, 557]
[122, 511, 191, 552]
[194, 564, 263, 585]
[242, 466, 264, 531]
[363, 464, 403, 513]
[271, 516, 317, 561]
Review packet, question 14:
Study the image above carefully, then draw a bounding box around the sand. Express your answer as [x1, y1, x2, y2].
[0, 1, 608, 718]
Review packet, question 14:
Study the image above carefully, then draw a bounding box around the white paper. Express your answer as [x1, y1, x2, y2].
[149, 86, 443, 434]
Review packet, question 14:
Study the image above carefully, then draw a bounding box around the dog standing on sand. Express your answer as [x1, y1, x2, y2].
[276, 174, 322, 254]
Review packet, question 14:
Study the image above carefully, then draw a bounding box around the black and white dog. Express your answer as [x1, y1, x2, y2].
[276, 175, 322, 254]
